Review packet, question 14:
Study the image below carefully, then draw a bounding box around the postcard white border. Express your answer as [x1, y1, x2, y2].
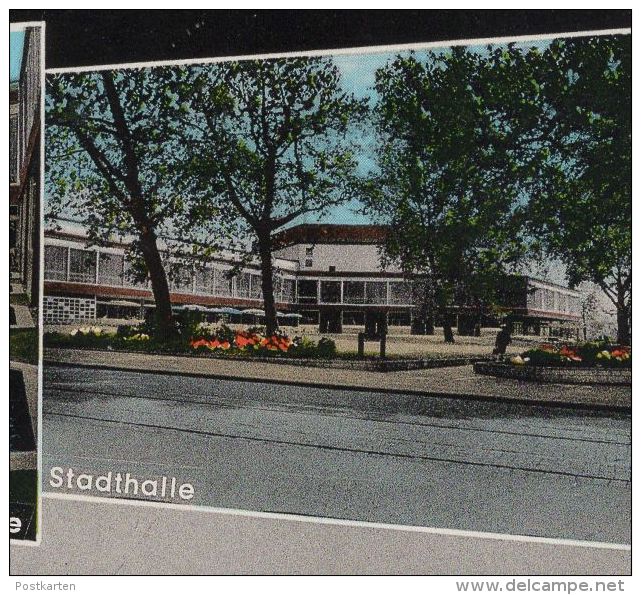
[33, 23, 633, 557]
[8, 20, 46, 548]
[45, 27, 631, 74]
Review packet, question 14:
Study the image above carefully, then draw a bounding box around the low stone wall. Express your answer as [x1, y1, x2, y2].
[45, 344, 488, 372]
[474, 362, 632, 386]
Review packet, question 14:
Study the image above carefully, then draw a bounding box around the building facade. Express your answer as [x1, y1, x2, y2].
[43, 219, 581, 336]
[10, 27, 42, 306]
[43, 220, 298, 325]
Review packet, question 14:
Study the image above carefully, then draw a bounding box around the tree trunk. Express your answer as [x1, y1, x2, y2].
[616, 291, 631, 346]
[412, 280, 435, 335]
[139, 227, 176, 342]
[443, 319, 455, 343]
[425, 313, 435, 335]
[257, 231, 279, 336]
[440, 306, 455, 343]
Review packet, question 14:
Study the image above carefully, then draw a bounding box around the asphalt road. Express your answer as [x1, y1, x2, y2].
[42, 364, 631, 544]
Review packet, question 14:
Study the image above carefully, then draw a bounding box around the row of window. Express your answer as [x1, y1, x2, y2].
[44, 244, 415, 307]
[296, 279, 413, 305]
[9, 111, 18, 184]
[44, 245, 296, 303]
[527, 286, 579, 314]
[46, 245, 580, 312]
[13, 28, 41, 185]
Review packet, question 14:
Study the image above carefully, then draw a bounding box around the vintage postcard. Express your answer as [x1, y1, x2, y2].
[9, 21, 45, 544]
[7, 9, 633, 579]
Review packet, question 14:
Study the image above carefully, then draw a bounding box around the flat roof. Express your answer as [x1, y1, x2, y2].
[274, 223, 389, 247]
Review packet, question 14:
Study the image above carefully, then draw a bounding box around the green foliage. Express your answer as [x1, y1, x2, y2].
[364, 47, 537, 334]
[316, 337, 337, 357]
[288, 335, 336, 359]
[521, 348, 565, 367]
[46, 68, 192, 251]
[10, 470, 38, 506]
[288, 335, 318, 357]
[9, 329, 39, 365]
[9, 294, 30, 306]
[45, 68, 192, 340]
[44, 326, 339, 359]
[365, 37, 631, 344]
[179, 57, 369, 334]
[526, 35, 631, 342]
[205, 323, 237, 344]
[521, 341, 631, 367]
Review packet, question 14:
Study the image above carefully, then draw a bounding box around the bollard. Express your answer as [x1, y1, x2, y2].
[358, 332, 365, 358]
[380, 332, 386, 359]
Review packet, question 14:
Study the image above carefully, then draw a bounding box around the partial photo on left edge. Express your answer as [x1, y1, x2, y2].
[10, 21, 45, 543]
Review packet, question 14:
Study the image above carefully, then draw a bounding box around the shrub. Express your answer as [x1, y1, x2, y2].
[317, 337, 337, 358]
[289, 336, 318, 358]
[518, 341, 631, 367]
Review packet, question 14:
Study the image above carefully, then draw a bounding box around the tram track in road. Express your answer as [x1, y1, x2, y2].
[41, 365, 632, 544]
[43, 406, 630, 484]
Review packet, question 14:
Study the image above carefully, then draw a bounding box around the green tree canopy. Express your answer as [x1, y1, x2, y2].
[46, 67, 194, 339]
[528, 35, 631, 343]
[181, 57, 368, 334]
[364, 46, 540, 341]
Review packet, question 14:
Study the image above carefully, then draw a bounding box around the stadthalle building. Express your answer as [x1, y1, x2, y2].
[43, 217, 581, 338]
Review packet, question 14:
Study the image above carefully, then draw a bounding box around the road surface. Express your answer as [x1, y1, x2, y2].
[42, 364, 631, 544]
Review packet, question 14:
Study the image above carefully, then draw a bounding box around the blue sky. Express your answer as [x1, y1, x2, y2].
[305, 39, 551, 226]
[10, 31, 25, 82]
[48, 37, 552, 229]
[48, 36, 572, 283]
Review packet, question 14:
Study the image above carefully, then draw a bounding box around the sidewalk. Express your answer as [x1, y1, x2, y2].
[44, 347, 631, 411]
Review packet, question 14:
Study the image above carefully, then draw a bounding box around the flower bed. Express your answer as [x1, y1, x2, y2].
[510, 341, 631, 368]
[188, 325, 337, 358]
[474, 341, 632, 386]
[44, 324, 338, 359]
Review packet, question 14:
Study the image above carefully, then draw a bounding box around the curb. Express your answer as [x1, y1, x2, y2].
[43, 357, 631, 414]
[43, 343, 493, 371]
[474, 361, 632, 386]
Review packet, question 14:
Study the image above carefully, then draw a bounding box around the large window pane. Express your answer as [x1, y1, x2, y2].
[281, 278, 295, 303]
[389, 282, 413, 305]
[213, 267, 233, 297]
[68, 248, 96, 283]
[343, 281, 365, 304]
[44, 245, 68, 281]
[297, 280, 318, 304]
[123, 258, 148, 288]
[320, 280, 341, 304]
[250, 273, 262, 299]
[365, 281, 387, 304]
[235, 272, 251, 298]
[194, 268, 214, 295]
[170, 265, 194, 292]
[98, 252, 124, 286]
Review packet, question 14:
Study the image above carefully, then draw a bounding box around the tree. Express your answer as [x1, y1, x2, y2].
[364, 47, 538, 342]
[579, 283, 616, 341]
[528, 35, 631, 344]
[46, 68, 191, 340]
[182, 57, 368, 335]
